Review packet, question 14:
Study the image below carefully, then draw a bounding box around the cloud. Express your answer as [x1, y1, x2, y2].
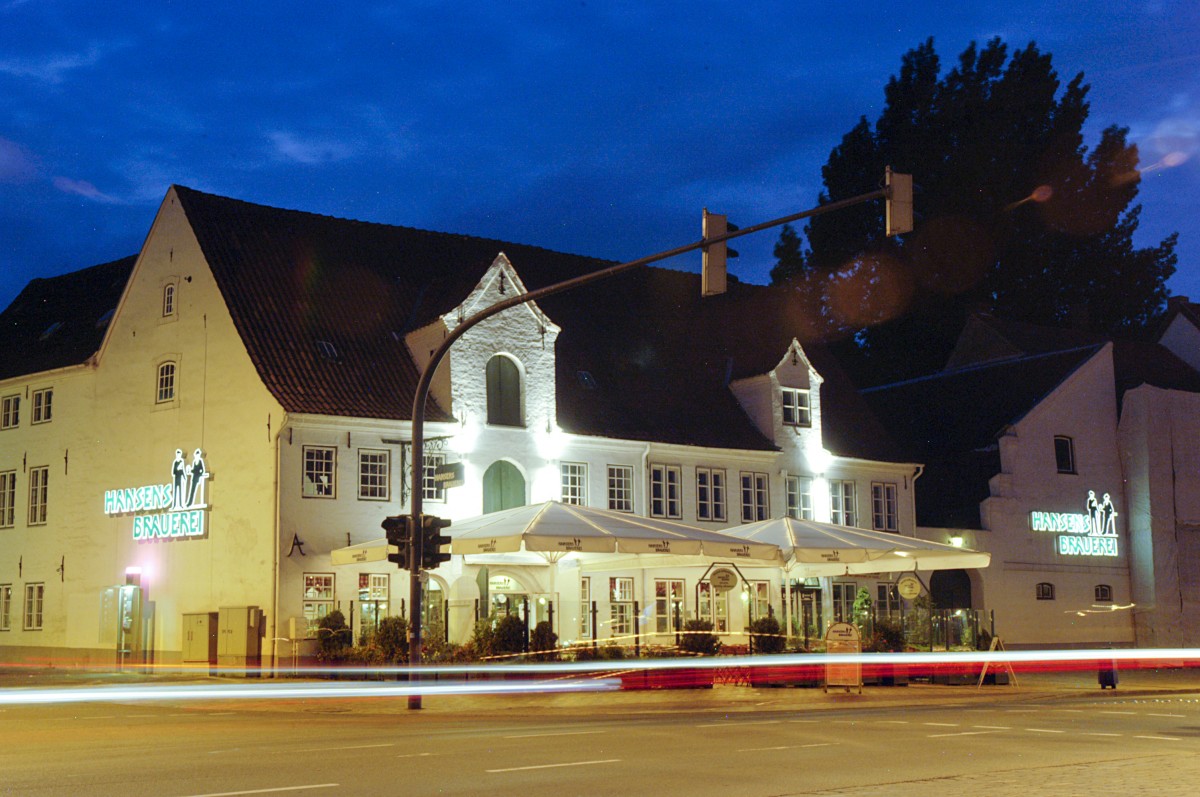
[0, 42, 123, 84]
[52, 176, 119, 203]
[267, 131, 356, 165]
[0, 138, 38, 182]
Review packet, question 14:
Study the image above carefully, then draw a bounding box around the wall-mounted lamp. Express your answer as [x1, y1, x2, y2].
[949, 535, 965, 548]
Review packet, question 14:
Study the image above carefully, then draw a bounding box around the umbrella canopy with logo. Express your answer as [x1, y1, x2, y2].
[720, 516, 989, 576]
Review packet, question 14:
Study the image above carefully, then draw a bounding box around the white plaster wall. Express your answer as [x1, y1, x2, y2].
[1159, 314, 1200, 374]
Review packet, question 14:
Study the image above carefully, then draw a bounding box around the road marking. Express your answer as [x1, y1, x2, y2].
[1005, 709, 1038, 713]
[487, 759, 620, 774]
[1082, 732, 1122, 737]
[291, 743, 395, 752]
[928, 731, 999, 738]
[1134, 735, 1182, 741]
[923, 722, 959, 727]
[177, 784, 338, 797]
[737, 743, 832, 752]
[972, 725, 1011, 730]
[505, 731, 604, 739]
[878, 720, 909, 725]
[1053, 709, 1085, 713]
[788, 719, 819, 723]
[1100, 711, 1137, 715]
[397, 753, 435, 759]
[697, 720, 781, 728]
[1147, 713, 1185, 718]
[1025, 728, 1066, 734]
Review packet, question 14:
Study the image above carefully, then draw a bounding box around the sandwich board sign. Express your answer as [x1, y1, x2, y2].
[824, 621, 862, 693]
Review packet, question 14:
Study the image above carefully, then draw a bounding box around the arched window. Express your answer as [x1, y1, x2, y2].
[1036, 582, 1055, 601]
[486, 354, 523, 427]
[156, 361, 177, 403]
[1094, 584, 1113, 603]
[162, 283, 176, 317]
[483, 461, 525, 514]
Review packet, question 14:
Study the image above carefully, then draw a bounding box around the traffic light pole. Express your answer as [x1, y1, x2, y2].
[405, 179, 900, 709]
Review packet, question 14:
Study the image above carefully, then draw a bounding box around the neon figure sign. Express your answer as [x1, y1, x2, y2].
[103, 449, 209, 541]
[1030, 490, 1118, 557]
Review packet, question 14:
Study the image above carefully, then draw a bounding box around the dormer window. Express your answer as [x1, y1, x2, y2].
[316, 340, 338, 361]
[162, 283, 176, 317]
[782, 387, 811, 427]
[486, 354, 523, 427]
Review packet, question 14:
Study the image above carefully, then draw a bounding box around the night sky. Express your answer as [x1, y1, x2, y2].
[2, 2, 1197, 314]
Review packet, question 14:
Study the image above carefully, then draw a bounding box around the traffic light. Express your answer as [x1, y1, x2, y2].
[885, 167, 913, 236]
[701, 209, 738, 297]
[381, 514, 411, 569]
[420, 514, 452, 570]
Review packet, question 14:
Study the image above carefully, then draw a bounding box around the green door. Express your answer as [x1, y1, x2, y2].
[483, 460, 525, 514]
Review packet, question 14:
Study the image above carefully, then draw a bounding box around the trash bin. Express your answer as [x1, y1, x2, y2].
[1098, 658, 1118, 689]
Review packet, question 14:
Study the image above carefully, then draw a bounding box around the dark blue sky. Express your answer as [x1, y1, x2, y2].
[2, 2, 1197, 312]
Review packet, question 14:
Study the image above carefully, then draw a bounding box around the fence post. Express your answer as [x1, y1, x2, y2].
[633, 600, 640, 658]
[591, 600, 598, 651]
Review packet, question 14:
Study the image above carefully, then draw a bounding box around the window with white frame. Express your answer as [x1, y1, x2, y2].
[1094, 584, 1113, 603]
[696, 467, 727, 522]
[0, 471, 14, 529]
[1, 395, 18, 429]
[0, 584, 11, 631]
[580, 577, 592, 638]
[748, 581, 771, 623]
[358, 573, 389, 635]
[830, 479, 857, 527]
[31, 388, 52, 424]
[24, 583, 43, 630]
[156, 362, 176, 404]
[649, 464, 681, 519]
[422, 453, 445, 502]
[561, 462, 587, 505]
[610, 577, 634, 637]
[302, 446, 336, 498]
[832, 582, 857, 623]
[697, 581, 729, 632]
[358, 449, 389, 501]
[655, 578, 685, 633]
[607, 466, 633, 513]
[1036, 582, 1055, 601]
[786, 475, 814, 520]
[1054, 435, 1076, 474]
[871, 482, 898, 532]
[876, 582, 901, 618]
[782, 387, 811, 427]
[163, 283, 176, 317]
[740, 472, 769, 523]
[303, 574, 335, 637]
[27, 466, 47, 525]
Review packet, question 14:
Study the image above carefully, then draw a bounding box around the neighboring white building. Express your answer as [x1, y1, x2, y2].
[0, 186, 921, 667]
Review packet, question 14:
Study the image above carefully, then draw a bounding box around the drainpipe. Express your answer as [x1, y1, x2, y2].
[910, 464, 924, 535]
[270, 411, 289, 676]
[640, 443, 651, 513]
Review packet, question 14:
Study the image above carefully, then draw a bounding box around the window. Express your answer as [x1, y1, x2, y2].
[1094, 584, 1113, 603]
[422, 453, 445, 502]
[832, 582, 857, 623]
[358, 573, 389, 636]
[162, 283, 176, 317]
[871, 482, 898, 532]
[697, 581, 729, 632]
[156, 362, 176, 404]
[747, 581, 771, 622]
[486, 354, 523, 426]
[876, 583, 901, 619]
[1054, 436, 1076, 474]
[607, 466, 633, 513]
[27, 466, 48, 525]
[302, 446, 336, 498]
[303, 574, 335, 637]
[358, 449, 389, 500]
[830, 480, 857, 527]
[23, 583, 43, 631]
[561, 462, 587, 505]
[0, 471, 14, 528]
[649, 464, 681, 519]
[1, 395, 18, 429]
[786, 476, 814, 520]
[696, 467, 727, 522]
[31, 388, 52, 424]
[740, 472, 769, 523]
[610, 577, 634, 637]
[580, 577, 592, 638]
[0, 584, 11, 631]
[1036, 582, 1056, 601]
[782, 388, 811, 427]
[655, 579, 685, 634]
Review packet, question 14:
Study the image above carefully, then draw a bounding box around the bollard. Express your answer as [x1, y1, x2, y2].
[1098, 657, 1118, 689]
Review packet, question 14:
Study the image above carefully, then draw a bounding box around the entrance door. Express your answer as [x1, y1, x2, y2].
[483, 461, 525, 514]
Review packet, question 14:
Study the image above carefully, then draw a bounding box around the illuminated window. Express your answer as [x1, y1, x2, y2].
[358, 573, 389, 636]
[580, 577, 591, 638]
[696, 467, 727, 522]
[1094, 584, 1113, 603]
[486, 354, 523, 427]
[740, 472, 769, 522]
[832, 582, 857, 622]
[422, 453, 445, 502]
[782, 388, 811, 427]
[156, 362, 176, 404]
[830, 480, 857, 526]
[1, 395, 19, 429]
[302, 446, 336, 498]
[27, 466, 48, 525]
[655, 579, 685, 633]
[561, 462, 587, 505]
[31, 388, 52, 424]
[649, 464, 681, 519]
[786, 475, 814, 520]
[303, 574, 335, 638]
[876, 583, 901, 619]
[358, 449, 389, 501]
[1036, 582, 1055, 601]
[697, 581, 729, 633]
[0, 584, 10, 631]
[747, 581, 771, 622]
[607, 465, 633, 513]
[162, 283, 176, 317]
[0, 471, 14, 529]
[871, 482, 898, 532]
[610, 577, 634, 637]
[1054, 436, 1076, 474]
[23, 583, 43, 630]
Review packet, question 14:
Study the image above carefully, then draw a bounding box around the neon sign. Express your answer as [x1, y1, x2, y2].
[1030, 490, 1118, 557]
[104, 449, 209, 542]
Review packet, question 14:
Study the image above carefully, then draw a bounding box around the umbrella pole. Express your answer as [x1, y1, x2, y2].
[783, 570, 792, 643]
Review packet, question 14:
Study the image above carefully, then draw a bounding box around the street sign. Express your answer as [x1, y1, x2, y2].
[434, 462, 464, 489]
[709, 568, 738, 593]
[330, 540, 397, 565]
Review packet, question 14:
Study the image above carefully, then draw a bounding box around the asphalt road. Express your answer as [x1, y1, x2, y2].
[2, 682, 1199, 797]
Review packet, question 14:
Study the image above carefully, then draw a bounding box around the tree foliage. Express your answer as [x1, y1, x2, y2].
[773, 38, 1177, 384]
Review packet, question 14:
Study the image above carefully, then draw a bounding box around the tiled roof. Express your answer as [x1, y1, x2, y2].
[0, 256, 135, 381]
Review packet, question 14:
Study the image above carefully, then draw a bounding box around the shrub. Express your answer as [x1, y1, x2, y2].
[375, 615, 409, 664]
[749, 616, 785, 654]
[870, 617, 906, 653]
[493, 614, 528, 656]
[679, 620, 721, 656]
[315, 610, 351, 661]
[530, 621, 559, 661]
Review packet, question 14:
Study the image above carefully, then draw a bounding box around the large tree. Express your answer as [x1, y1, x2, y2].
[772, 38, 1177, 385]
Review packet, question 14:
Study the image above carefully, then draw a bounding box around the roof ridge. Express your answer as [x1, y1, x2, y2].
[863, 343, 1104, 393]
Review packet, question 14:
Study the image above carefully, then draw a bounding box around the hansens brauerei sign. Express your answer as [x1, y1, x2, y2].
[1030, 490, 1118, 557]
[103, 448, 210, 542]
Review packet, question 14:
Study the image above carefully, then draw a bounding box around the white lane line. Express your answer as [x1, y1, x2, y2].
[1026, 728, 1066, 734]
[696, 720, 781, 728]
[1100, 711, 1137, 716]
[397, 753, 435, 759]
[1082, 732, 1122, 737]
[504, 731, 604, 739]
[487, 759, 620, 774]
[1053, 709, 1085, 713]
[737, 743, 832, 752]
[1134, 735, 1182, 742]
[1005, 709, 1038, 713]
[972, 725, 1011, 730]
[177, 785, 338, 797]
[928, 731, 999, 738]
[879, 720, 910, 725]
[923, 722, 959, 727]
[1148, 713, 1186, 718]
[788, 719, 819, 723]
[291, 743, 395, 752]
